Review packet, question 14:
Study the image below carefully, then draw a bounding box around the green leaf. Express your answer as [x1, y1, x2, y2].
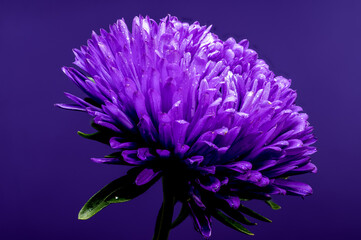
[91, 122, 107, 132]
[212, 210, 254, 236]
[78, 170, 159, 220]
[77, 131, 111, 145]
[87, 77, 95, 82]
[221, 207, 257, 226]
[238, 205, 272, 223]
[77, 131, 102, 141]
[265, 200, 281, 210]
[239, 198, 250, 201]
[171, 203, 189, 229]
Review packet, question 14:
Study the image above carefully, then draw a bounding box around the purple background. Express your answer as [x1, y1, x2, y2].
[1, 0, 360, 239]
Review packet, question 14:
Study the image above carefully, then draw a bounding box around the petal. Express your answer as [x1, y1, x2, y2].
[55, 103, 85, 112]
[158, 112, 173, 148]
[121, 150, 143, 165]
[135, 168, 160, 185]
[137, 148, 155, 161]
[185, 155, 204, 166]
[90, 157, 122, 164]
[287, 162, 317, 175]
[197, 176, 221, 192]
[156, 149, 171, 158]
[187, 201, 212, 239]
[218, 195, 241, 209]
[174, 143, 190, 158]
[109, 137, 137, 149]
[273, 179, 313, 196]
[172, 120, 189, 145]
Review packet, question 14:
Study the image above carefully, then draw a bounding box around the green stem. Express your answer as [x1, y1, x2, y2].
[153, 175, 175, 240]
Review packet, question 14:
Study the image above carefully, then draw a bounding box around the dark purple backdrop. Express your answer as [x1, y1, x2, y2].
[1, 0, 360, 239]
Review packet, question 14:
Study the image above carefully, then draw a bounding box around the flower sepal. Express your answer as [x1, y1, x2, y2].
[265, 200, 281, 210]
[212, 210, 254, 236]
[77, 122, 118, 145]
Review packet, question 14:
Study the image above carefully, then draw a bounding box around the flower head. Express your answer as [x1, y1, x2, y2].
[57, 15, 317, 239]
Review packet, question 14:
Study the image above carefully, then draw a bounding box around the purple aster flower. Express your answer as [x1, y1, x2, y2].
[56, 15, 317, 239]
